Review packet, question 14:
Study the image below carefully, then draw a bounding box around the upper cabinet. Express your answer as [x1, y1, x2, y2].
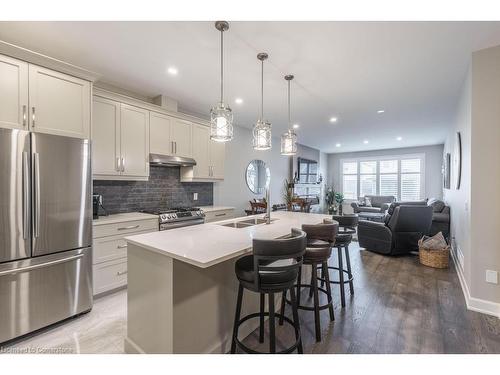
[149, 112, 192, 158]
[0, 54, 91, 138]
[0, 55, 28, 130]
[180, 123, 225, 182]
[92, 96, 149, 180]
[28, 65, 90, 138]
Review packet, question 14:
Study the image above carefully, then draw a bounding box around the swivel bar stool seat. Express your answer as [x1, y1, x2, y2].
[231, 228, 307, 354]
[281, 219, 338, 342]
[320, 214, 358, 307]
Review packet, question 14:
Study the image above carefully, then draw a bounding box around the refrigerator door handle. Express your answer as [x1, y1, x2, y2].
[33, 152, 41, 238]
[0, 253, 84, 277]
[22, 151, 29, 239]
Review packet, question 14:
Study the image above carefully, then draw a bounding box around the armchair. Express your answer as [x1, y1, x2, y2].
[351, 195, 395, 214]
[358, 205, 433, 255]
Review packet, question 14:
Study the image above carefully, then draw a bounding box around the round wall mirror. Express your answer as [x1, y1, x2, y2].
[246, 160, 270, 194]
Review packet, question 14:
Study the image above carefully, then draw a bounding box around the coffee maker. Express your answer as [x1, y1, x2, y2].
[93, 194, 105, 219]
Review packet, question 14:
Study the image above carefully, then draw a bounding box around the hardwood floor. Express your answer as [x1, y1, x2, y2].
[2, 242, 499, 354]
[240, 242, 500, 354]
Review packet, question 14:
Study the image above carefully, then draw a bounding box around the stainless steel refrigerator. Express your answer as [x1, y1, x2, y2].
[0, 128, 92, 344]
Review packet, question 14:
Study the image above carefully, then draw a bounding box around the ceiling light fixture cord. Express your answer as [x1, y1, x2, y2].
[261, 59, 264, 120]
[220, 27, 224, 103]
[288, 79, 291, 130]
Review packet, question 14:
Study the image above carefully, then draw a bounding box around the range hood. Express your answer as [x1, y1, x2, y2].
[149, 154, 197, 167]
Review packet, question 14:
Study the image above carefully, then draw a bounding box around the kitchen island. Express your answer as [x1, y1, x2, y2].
[124, 211, 335, 354]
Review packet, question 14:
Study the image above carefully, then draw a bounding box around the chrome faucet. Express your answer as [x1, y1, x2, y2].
[264, 187, 271, 224]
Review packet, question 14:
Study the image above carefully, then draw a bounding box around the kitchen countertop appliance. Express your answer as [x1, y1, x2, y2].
[0, 128, 92, 344]
[143, 207, 205, 231]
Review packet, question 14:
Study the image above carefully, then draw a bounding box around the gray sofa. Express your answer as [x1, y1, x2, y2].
[351, 195, 395, 214]
[358, 205, 434, 255]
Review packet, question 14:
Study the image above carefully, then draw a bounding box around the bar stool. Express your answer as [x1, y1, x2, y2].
[320, 214, 358, 308]
[230, 228, 307, 354]
[280, 219, 338, 342]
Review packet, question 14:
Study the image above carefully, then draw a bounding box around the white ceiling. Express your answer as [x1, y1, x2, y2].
[2, 21, 500, 153]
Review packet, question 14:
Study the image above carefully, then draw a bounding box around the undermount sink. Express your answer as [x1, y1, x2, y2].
[218, 217, 278, 229]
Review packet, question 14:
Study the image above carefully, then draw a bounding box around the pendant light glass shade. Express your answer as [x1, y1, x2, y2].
[281, 129, 297, 155]
[253, 53, 272, 150]
[210, 21, 233, 142]
[281, 74, 298, 156]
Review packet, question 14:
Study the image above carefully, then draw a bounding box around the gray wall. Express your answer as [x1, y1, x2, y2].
[327, 144, 445, 200]
[93, 166, 213, 214]
[213, 126, 325, 217]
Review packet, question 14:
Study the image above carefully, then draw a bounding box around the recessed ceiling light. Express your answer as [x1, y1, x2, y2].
[396, 136, 402, 141]
[293, 124, 300, 129]
[167, 67, 178, 75]
[329, 117, 338, 123]
[335, 143, 341, 147]
[377, 110, 385, 114]
[363, 140, 369, 144]
[235, 98, 243, 104]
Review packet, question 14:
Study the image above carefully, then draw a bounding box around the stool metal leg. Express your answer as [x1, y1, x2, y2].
[259, 293, 265, 343]
[289, 286, 303, 354]
[311, 262, 321, 342]
[279, 290, 286, 326]
[309, 271, 314, 298]
[344, 245, 354, 295]
[268, 292, 276, 353]
[322, 261, 335, 321]
[337, 246, 346, 307]
[297, 266, 302, 308]
[231, 284, 244, 353]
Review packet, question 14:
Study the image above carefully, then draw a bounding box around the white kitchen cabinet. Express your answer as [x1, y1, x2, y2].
[92, 213, 157, 296]
[28, 64, 90, 138]
[210, 140, 225, 180]
[180, 123, 225, 182]
[149, 111, 172, 155]
[170, 118, 192, 157]
[92, 96, 120, 176]
[0, 55, 28, 130]
[120, 104, 150, 178]
[92, 97, 149, 180]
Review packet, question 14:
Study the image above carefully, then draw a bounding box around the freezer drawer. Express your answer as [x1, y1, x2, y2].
[0, 247, 92, 344]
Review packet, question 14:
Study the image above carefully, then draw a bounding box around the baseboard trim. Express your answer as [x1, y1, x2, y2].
[450, 249, 500, 318]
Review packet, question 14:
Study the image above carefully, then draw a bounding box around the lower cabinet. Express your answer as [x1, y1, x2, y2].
[92, 216, 157, 296]
[204, 208, 235, 223]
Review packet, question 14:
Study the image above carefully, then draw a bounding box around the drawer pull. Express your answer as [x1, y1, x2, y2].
[117, 225, 140, 231]
[215, 213, 226, 217]
[117, 244, 128, 249]
[116, 270, 128, 276]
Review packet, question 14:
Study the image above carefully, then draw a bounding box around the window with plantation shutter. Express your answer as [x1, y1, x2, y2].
[341, 155, 424, 201]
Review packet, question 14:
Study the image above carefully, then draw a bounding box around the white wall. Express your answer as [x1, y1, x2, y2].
[326, 144, 445, 199]
[213, 125, 291, 217]
[445, 44, 500, 312]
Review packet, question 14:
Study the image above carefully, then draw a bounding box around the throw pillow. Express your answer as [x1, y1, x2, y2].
[428, 198, 445, 213]
[364, 196, 372, 207]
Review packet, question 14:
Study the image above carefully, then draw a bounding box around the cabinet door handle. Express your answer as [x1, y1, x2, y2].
[22, 105, 27, 126]
[117, 244, 128, 249]
[116, 157, 121, 172]
[117, 225, 140, 231]
[171, 141, 174, 154]
[116, 270, 128, 276]
[174, 141, 177, 154]
[215, 213, 226, 217]
[121, 157, 125, 172]
[31, 107, 36, 127]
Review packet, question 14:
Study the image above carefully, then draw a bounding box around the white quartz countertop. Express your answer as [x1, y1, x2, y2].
[125, 211, 335, 268]
[199, 206, 235, 212]
[93, 212, 158, 226]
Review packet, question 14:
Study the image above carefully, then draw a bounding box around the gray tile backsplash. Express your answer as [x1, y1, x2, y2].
[93, 166, 213, 214]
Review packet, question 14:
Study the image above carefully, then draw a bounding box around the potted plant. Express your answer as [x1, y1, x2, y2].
[325, 187, 337, 214]
[282, 179, 295, 211]
[334, 192, 345, 215]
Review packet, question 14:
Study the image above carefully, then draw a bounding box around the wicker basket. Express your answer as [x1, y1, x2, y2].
[418, 238, 450, 269]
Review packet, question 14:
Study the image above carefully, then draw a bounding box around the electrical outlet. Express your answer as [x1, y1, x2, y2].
[486, 270, 498, 284]
[193, 193, 198, 201]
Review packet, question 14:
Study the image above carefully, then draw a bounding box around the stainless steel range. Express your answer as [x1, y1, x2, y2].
[144, 207, 205, 231]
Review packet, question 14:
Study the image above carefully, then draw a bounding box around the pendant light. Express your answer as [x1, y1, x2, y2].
[210, 21, 233, 142]
[281, 74, 298, 155]
[253, 53, 272, 150]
